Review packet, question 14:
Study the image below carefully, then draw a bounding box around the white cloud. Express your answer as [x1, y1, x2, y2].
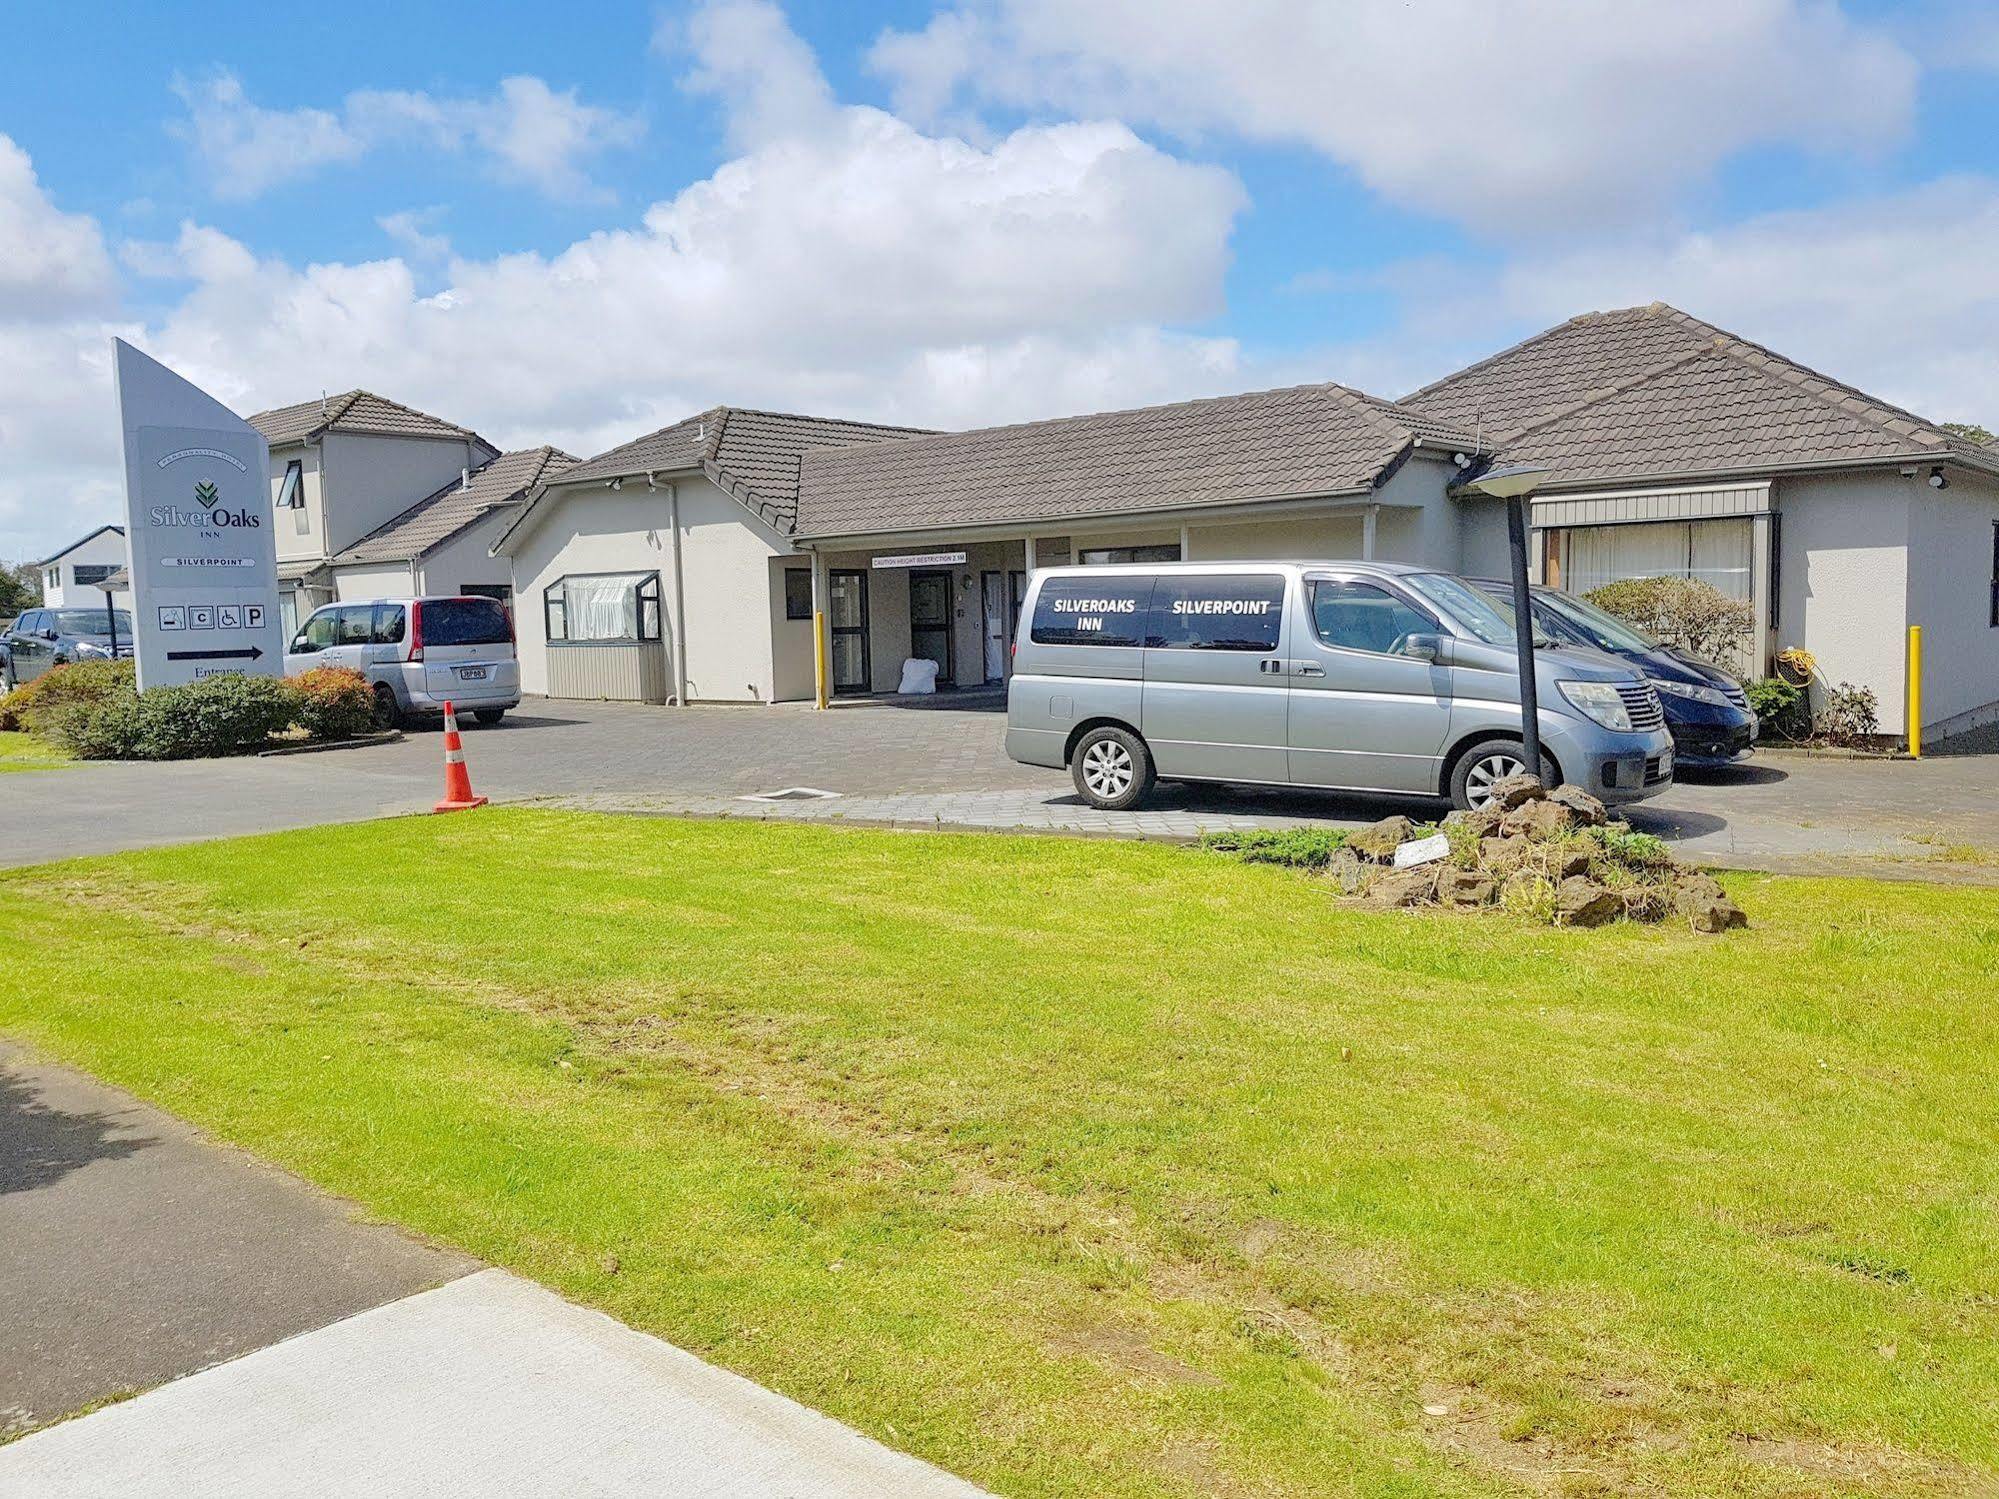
[667, 0, 839, 152]
[0, 135, 117, 319]
[173, 70, 640, 201]
[869, 0, 1919, 237]
[377, 208, 451, 263]
[1, 11, 1248, 558]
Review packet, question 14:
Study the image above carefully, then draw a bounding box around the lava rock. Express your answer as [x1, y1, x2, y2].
[1500, 799, 1575, 842]
[1360, 866, 1439, 906]
[1349, 815, 1419, 863]
[1483, 837, 1535, 878]
[1548, 846, 1594, 880]
[1554, 876, 1623, 928]
[1485, 773, 1547, 810]
[1443, 805, 1508, 840]
[1435, 866, 1496, 907]
[1681, 893, 1748, 933]
[1546, 784, 1608, 826]
[1326, 847, 1368, 895]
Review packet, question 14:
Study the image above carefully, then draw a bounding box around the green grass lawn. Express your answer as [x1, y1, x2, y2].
[0, 729, 70, 772]
[2, 811, 1994, 1497]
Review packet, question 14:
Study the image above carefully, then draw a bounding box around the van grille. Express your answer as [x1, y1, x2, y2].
[1617, 683, 1665, 731]
[1721, 681, 1749, 709]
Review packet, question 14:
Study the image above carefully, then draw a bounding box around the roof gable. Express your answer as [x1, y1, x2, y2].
[248, 389, 489, 450]
[38, 523, 126, 566]
[794, 382, 1478, 539]
[1413, 303, 1998, 488]
[333, 447, 576, 566]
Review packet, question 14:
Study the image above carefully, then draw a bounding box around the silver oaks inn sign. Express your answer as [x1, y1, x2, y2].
[113, 340, 283, 690]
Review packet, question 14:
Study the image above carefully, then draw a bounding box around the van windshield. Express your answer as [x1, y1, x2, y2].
[1403, 573, 1525, 646]
[53, 609, 134, 637]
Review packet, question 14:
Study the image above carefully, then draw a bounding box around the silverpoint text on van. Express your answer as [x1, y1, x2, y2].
[1004, 561, 1674, 812]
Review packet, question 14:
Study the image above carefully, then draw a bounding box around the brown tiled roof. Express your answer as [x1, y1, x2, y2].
[333, 447, 576, 566]
[249, 390, 489, 448]
[551, 406, 936, 531]
[1406, 303, 1999, 488]
[793, 382, 1481, 539]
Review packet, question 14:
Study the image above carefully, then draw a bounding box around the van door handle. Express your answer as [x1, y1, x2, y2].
[1293, 662, 1325, 678]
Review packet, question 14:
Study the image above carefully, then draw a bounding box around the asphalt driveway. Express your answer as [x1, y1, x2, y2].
[1, 695, 1994, 873]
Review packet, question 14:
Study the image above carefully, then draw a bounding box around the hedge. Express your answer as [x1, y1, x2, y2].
[10, 662, 379, 760]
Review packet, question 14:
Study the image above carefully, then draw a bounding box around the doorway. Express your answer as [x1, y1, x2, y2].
[829, 569, 870, 693]
[981, 570, 1008, 682]
[909, 570, 955, 686]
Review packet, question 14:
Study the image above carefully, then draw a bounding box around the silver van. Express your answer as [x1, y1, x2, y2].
[1005, 561, 1674, 811]
[284, 596, 520, 728]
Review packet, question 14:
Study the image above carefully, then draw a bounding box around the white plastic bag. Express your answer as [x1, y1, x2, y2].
[898, 657, 940, 694]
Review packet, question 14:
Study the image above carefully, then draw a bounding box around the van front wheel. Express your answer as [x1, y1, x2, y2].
[1449, 737, 1558, 811]
[1071, 726, 1154, 811]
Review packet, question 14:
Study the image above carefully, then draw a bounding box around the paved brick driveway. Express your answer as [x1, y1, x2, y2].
[3, 693, 1995, 874]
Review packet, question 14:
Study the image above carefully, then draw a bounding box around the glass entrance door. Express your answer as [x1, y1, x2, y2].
[909, 570, 955, 685]
[829, 570, 870, 693]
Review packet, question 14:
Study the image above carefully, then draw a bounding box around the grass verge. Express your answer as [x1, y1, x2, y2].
[1, 810, 1995, 1496]
[0, 729, 71, 773]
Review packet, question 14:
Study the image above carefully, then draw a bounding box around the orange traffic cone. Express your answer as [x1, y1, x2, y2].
[434, 701, 489, 813]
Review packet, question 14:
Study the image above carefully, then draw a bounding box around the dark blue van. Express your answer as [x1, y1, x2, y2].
[1470, 579, 1758, 769]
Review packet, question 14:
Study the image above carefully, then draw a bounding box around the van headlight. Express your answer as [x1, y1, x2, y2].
[1558, 679, 1635, 732]
[1647, 675, 1732, 708]
[73, 641, 111, 659]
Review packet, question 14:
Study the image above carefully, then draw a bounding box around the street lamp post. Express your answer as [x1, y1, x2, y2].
[1461, 464, 1551, 784]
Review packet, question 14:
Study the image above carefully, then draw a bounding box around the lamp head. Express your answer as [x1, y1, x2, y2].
[1462, 463, 1550, 500]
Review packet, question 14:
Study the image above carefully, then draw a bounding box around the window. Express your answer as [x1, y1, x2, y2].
[294, 610, 337, 653]
[1559, 518, 1753, 602]
[1077, 544, 1180, 565]
[45, 567, 58, 591]
[422, 597, 512, 646]
[374, 604, 406, 645]
[72, 564, 117, 588]
[277, 460, 304, 509]
[542, 573, 661, 643]
[1310, 580, 1437, 656]
[458, 583, 512, 607]
[1030, 574, 1152, 647]
[1147, 573, 1284, 652]
[784, 570, 813, 620]
[336, 605, 375, 646]
[1990, 522, 1999, 628]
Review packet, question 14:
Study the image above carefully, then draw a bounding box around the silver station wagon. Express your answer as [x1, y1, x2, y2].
[1005, 561, 1674, 812]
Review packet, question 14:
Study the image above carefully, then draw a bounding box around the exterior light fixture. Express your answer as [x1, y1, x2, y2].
[1460, 463, 1552, 782]
[1929, 466, 1949, 490]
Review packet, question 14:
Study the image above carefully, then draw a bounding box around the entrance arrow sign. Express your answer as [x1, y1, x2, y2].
[165, 646, 265, 662]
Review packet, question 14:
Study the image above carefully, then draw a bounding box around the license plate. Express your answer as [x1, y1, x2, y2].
[1658, 746, 1673, 777]
[457, 666, 488, 681]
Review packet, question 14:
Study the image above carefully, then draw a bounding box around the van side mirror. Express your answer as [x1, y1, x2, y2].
[1400, 632, 1446, 664]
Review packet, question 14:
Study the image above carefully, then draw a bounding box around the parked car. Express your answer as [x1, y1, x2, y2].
[1, 606, 136, 691]
[1006, 561, 1673, 812]
[1466, 579, 1757, 769]
[284, 596, 519, 728]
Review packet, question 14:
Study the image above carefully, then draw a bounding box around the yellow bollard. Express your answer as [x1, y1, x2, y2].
[1906, 625, 1922, 758]
[813, 609, 829, 709]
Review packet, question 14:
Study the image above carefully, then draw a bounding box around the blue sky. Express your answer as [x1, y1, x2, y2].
[3, 0, 1997, 559]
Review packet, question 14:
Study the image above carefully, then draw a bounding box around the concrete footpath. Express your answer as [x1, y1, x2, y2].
[0, 1269, 987, 1499]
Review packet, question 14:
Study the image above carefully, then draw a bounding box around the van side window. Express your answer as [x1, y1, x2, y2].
[1310, 580, 1435, 656]
[1148, 574, 1285, 651]
[298, 611, 337, 652]
[1029, 576, 1152, 647]
[336, 606, 375, 646]
[374, 604, 406, 645]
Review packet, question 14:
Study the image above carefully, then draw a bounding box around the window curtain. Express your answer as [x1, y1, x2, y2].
[563, 574, 641, 640]
[1561, 519, 1752, 601]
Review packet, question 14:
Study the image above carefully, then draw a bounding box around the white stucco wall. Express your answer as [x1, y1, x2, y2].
[331, 563, 412, 602]
[269, 442, 327, 565]
[1903, 469, 1999, 733]
[318, 434, 484, 556]
[1188, 514, 1366, 561]
[1774, 471, 1912, 734]
[416, 512, 520, 600]
[506, 476, 788, 702]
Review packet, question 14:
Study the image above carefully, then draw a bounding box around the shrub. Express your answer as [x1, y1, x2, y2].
[0, 658, 134, 733]
[1197, 827, 1351, 868]
[291, 666, 376, 741]
[1744, 677, 1809, 741]
[1815, 682, 1880, 747]
[42, 672, 299, 760]
[1585, 577, 1754, 666]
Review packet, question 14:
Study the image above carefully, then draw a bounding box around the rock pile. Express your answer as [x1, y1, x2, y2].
[1335, 775, 1747, 931]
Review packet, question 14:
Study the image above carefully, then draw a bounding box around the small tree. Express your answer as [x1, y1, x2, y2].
[1942, 421, 1995, 446]
[1584, 576, 1754, 667]
[0, 559, 42, 619]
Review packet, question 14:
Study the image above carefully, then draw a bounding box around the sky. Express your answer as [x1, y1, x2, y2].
[3, 0, 1998, 561]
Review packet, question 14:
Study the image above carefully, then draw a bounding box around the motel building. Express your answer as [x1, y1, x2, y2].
[491, 304, 1999, 743]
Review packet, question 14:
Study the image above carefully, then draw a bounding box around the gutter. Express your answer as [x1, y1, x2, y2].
[1450, 448, 1999, 499]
